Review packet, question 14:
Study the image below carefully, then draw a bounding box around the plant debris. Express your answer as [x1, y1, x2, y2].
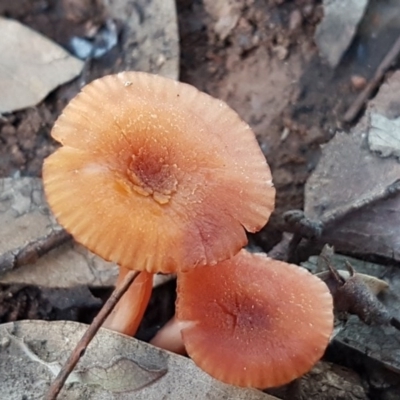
[303, 251, 400, 374]
[315, 0, 369, 68]
[0, 17, 83, 114]
[304, 71, 400, 261]
[315, 246, 396, 328]
[0, 178, 118, 287]
[0, 320, 277, 399]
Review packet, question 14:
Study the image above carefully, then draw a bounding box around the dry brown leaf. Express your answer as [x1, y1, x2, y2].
[305, 71, 400, 261]
[0, 178, 118, 287]
[0, 177, 62, 273]
[0, 17, 83, 113]
[303, 253, 400, 373]
[0, 320, 277, 399]
[315, 0, 368, 67]
[368, 112, 400, 158]
[269, 361, 368, 400]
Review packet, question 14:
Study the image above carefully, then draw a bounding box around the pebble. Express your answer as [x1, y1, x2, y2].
[289, 9, 303, 31]
[351, 75, 367, 90]
[273, 45, 288, 61]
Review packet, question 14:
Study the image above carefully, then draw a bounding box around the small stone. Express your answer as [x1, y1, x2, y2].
[289, 9, 302, 31]
[0, 336, 10, 349]
[273, 45, 288, 61]
[351, 75, 367, 90]
[156, 54, 166, 67]
[281, 127, 290, 141]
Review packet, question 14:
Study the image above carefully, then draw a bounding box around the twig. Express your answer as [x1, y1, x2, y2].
[321, 179, 400, 229]
[0, 229, 71, 275]
[44, 269, 140, 400]
[267, 232, 293, 261]
[287, 233, 302, 263]
[283, 179, 400, 239]
[343, 35, 400, 123]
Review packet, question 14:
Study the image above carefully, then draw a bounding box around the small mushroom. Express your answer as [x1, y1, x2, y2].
[176, 249, 334, 388]
[42, 72, 275, 336]
[43, 71, 275, 274]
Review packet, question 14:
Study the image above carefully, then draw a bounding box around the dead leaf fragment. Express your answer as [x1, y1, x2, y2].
[269, 361, 368, 400]
[0, 241, 119, 288]
[0, 177, 61, 272]
[0, 320, 277, 399]
[0, 177, 118, 287]
[305, 71, 400, 260]
[0, 17, 83, 113]
[204, 0, 241, 41]
[315, 0, 368, 67]
[368, 112, 400, 159]
[303, 253, 400, 373]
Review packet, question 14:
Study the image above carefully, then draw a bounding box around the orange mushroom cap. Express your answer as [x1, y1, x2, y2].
[176, 249, 334, 388]
[43, 72, 275, 273]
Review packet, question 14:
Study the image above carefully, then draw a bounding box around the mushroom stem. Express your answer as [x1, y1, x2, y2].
[103, 267, 153, 336]
[150, 316, 187, 355]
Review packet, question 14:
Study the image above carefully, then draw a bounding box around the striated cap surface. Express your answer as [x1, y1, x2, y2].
[177, 249, 334, 387]
[43, 72, 275, 272]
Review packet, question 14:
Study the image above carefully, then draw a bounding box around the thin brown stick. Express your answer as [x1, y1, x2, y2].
[343, 35, 400, 123]
[44, 269, 140, 400]
[0, 229, 71, 275]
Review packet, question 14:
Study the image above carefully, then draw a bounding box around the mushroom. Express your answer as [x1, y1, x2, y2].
[42, 71, 275, 336]
[150, 315, 187, 355]
[176, 249, 334, 388]
[103, 266, 153, 335]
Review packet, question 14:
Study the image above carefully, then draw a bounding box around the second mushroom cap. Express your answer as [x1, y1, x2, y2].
[176, 249, 334, 388]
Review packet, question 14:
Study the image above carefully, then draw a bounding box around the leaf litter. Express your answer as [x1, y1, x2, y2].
[0, 0, 400, 398]
[304, 71, 400, 261]
[0, 320, 275, 400]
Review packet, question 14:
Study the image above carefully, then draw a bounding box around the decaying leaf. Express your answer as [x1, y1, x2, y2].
[0, 178, 119, 288]
[305, 71, 400, 261]
[368, 112, 400, 159]
[318, 264, 392, 327]
[314, 0, 368, 67]
[303, 253, 400, 373]
[0, 17, 83, 113]
[299, 362, 367, 400]
[268, 361, 368, 400]
[0, 177, 62, 273]
[0, 320, 276, 399]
